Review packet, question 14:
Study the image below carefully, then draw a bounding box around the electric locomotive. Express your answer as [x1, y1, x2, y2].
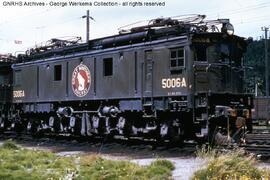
[2, 15, 253, 144]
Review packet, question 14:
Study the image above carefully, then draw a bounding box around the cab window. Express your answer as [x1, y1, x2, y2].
[170, 48, 185, 74]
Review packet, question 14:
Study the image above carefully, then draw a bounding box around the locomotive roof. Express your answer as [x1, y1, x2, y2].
[16, 15, 245, 63]
[0, 54, 16, 64]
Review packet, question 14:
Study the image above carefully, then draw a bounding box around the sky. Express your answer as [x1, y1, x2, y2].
[0, 0, 270, 54]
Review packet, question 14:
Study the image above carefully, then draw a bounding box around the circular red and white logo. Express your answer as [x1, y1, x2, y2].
[72, 64, 91, 97]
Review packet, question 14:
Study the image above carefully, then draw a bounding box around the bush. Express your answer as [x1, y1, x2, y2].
[1, 139, 19, 150]
[192, 149, 270, 180]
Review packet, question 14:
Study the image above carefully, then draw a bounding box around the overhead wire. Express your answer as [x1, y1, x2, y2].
[0, 0, 270, 49]
[201, 1, 270, 29]
[207, 1, 270, 18]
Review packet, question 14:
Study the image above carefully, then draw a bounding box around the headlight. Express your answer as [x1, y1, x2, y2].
[221, 22, 234, 35]
[226, 23, 234, 35]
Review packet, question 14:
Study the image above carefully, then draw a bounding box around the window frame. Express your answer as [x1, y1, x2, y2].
[54, 64, 62, 81]
[169, 47, 185, 74]
[103, 57, 113, 77]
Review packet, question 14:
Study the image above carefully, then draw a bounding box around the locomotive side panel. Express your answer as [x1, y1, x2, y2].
[95, 52, 130, 99]
[38, 63, 51, 101]
[13, 66, 37, 103]
[16, 61, 69, 103]
[122, 50, 140, 97]
[12, 37, 192, 112]
[39, 62, 67, 101]
[151, 46, 189, 98]
[14, 51, 140, 103]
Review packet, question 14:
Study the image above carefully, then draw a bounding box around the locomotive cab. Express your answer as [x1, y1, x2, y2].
[191, 26, 253, 143]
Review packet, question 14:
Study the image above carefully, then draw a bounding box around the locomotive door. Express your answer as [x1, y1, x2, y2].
[143, 50, 154, 104]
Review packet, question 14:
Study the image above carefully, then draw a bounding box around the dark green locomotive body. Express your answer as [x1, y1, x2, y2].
[8, 16, 253, 142]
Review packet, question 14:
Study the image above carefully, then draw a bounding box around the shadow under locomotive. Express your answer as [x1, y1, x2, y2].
[0, 15, 253, 145]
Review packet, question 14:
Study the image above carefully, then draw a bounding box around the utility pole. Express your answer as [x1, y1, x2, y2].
[262, 27, 269, 96]
[82, 10, 94, 43]
[86, 10, 89, 42]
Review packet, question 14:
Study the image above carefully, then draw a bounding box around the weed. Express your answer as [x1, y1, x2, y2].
[195, 144, 218, 159]
[193, 149, 270, 180]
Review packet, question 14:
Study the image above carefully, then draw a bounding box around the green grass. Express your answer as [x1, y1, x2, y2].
[0, 140, 174, 180]
[79, 156, 174, 180]
[0, 140, 76, 180]
[193, 148, 270, 180]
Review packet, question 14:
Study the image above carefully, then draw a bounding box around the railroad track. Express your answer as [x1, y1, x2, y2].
[0, 132, 197, 158]
[2, 131, 270, 160]
[245, 133, 270, 145]
[239, 133, 270, 159]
